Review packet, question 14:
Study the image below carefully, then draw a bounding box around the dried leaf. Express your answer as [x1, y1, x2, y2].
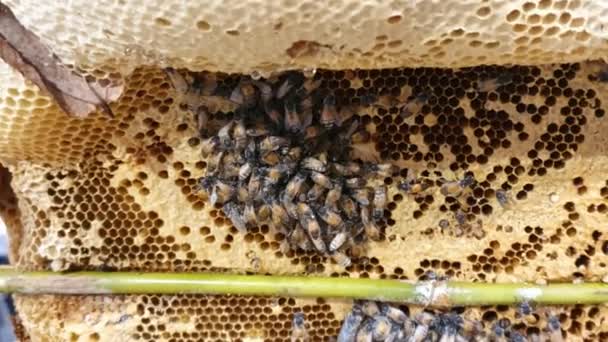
[0, 3, 122, 117]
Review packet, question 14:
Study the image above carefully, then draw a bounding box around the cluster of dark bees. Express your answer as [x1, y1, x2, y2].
[335, 301, 564, 342]
[166, 69, 400, 266]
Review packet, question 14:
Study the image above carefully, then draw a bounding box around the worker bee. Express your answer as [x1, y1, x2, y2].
[350, 188, 370, 206]
[238, 162, 253, 183]
[340, 196, 359, 220]
[366, 163, 397, 177]
[306, 183, 326, 202]
[546, 314, 563, 342]
[291, 312, 309, 342]
[355, 321, 373, 342]
[287, 146, 303, 162]
[320, 95, 338, 128]
[380, 304, 407, 324]
[297, 203, 326, 253]
[411, 312, 435, 342]
[345, 177, 366, 189]
[232, 119, 247, 150]
[331, 250, 352, 268]
[310, 171, 333, 189]
[251, 80, 273, 103]
[325, 183, 342, 209]
[243, 203, 257, 227]
[372, 186, 387, 221]
[282, 196, 300, 220]
[398, 180, 430, 195]
[260, 136, 290, 153]
[440, 180, 464, 197]
[338, 306, 363, 342]
[476, 73, 513, 93]
[196, 106, 210, 136]
[229, 80, 257, 107]
[371, 316, 392, 341]
[284, 99, 303, 133]
[217, 120, 234, 148]
[491, 319, 511, 342]
[271, 199, 291, 230]
[223, 202, 246, 232]
[517, 301, 534, 316]
[284, 173, 307, 201]
[317, 207, 344, 227]
[329, 229, 347, 252]
[247, 170, 263, 200]
[201, 136, 220, 156]
[301, 156, 326, 173]
[332, 162, 362, 176]
[288, 224, 313, 251]
[209, 179, 235, 205]
[360, 206, 380, 240]
[496, 189, 512, 208]
[400, 93, 429, 118]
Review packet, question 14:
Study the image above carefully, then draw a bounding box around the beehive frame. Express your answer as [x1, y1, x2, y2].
[1, 1, 608, 341]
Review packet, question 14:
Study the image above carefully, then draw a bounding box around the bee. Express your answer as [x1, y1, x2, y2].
[337, 306, 363, 342]
[164, 67, 190, 94]
[517, 301, 534, 316]
[264, 99, 283, 126]
[355, 321, 373, 342]
[329, 229, 348, 252]
[400, 93, 429, 118]
[210, 180, 235, 205]
[304, 125, 322, 140]
[476, 73, 513, 92]
[287, 146, 303, 162]
[284, 173, 307, 201]
[247, 170, 263, 201]
[252, 80, 273, 103]
[238, 162, 253, 182]
[320, 95, 338, 128]
[297, 203, 326, 252]
[265, 164, 290, 185]
[244, 140, 257, 160]
[331, 250, 352, 268]
[354, 301, 376, 318]
[333, 162, 362, 176]
[351, 188, 370, 206]
[496, 189, 512, 208]
[232, 119, 247, 150]
[459, 174, 475, 188]
[371, 316, 392, 341]
[361, 206, 380, 240]
[310, 171, 333, 189]
[345, 177, 366, 189]
[411, 312, 434, 342]
[372, 186, 387, 221]
[282, 196, 300, 220]
[366, 163, 397, 177]
[261, 151, 280, 166]
[325, 183, 343, 209]
[317, 207, 344, 227]
[289, 224, 313, 251]
[284, 99, 303, 133]
[546, 315, 563, 342]
[491, 319, 510, 342]
[301, 157, 326, 173]
[230, 80, 257, 107]
[380, 304, 407, 324]
[276, 75, 296, 99]
[270, 199, 292, 231]
[291, 312, 309, 342]
[340, 196, 359, 220]
[306, 183, 326, 202]
[260, 136, 290, 154]
[196, 106, 210, 136]
[509, 331, 527, 342]
[398, 180, 430, 195]
[223, 202, 246, 232]
[217, 120, 235, 147]
[201, 136, 220, 156]
[440, 180, 464, 197]
[243, 203, 257, 227]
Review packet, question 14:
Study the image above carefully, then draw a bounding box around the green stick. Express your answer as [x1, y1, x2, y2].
[1, 267, 607, 307]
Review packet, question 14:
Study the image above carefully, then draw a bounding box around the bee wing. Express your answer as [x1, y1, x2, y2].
[164, 68, 190, 94]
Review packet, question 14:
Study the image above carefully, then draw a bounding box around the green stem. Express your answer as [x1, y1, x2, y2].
[1, 267, 607, 307]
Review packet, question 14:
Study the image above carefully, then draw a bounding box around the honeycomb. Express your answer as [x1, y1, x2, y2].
[1, 57, 608, 340]
[2, 0, 608, 75]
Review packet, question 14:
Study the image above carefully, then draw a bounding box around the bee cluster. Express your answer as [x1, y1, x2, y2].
[337, 301, 564, 342]
[183, 70, 398, 266]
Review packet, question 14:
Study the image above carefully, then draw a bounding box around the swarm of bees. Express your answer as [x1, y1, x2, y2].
[337, 301, 564, 342]
[167, 69, 399, 267]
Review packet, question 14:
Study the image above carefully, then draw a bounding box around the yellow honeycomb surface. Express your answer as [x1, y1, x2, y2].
[1, 60, 608, 340]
